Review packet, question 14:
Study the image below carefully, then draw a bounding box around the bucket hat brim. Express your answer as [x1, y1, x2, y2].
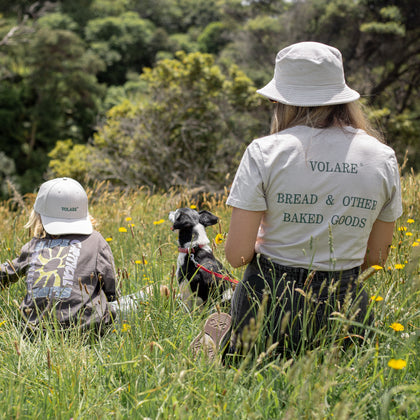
[257, 79, 360, 107]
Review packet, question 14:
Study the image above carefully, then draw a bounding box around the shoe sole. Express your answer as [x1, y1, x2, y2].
[190, 312, 231, 360]
[190, 333, 217, 360]
[203, 312, 231, 350]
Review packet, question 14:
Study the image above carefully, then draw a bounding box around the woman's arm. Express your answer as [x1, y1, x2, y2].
[225, 207, 264, 268]
[362, 219, 395, 270]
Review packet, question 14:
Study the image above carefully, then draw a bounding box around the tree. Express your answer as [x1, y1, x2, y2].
[85, 11, 157, 85]
[131, 0, 224, 34]
[0, 16, 105, 195]
[49, 52, 264, 191]
[198, 21, 231, 55]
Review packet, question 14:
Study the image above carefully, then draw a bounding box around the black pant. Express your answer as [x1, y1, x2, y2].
[229, 255, 372, 357]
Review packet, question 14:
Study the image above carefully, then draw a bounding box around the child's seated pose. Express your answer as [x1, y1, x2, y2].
[0, 177, 162, 333]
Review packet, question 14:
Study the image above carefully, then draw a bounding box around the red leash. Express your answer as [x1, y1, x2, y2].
[178, 246, 239, 285]
[195, 263, 239, 285]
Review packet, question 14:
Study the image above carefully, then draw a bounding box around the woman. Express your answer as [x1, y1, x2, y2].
[192, 42, 402, 359]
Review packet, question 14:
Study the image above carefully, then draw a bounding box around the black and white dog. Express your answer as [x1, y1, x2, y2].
[169, 208, 235, 311]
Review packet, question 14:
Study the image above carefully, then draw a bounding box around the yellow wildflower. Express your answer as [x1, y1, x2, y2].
[135, 259, 148, 265]
[105, 237, 113, 242]
[389, 322, 404, 332]
[394, 264, 405, 270]
[119, 227, 127, 233]
[125, 217, 132, 222]
[398, 227, 407, 231]
[388, 359, 407, 370]
[153, 219, 164, 225]
[405, 232, 413, 237]
[371, 265, 383, 271]
[370, 295, 384, 302]
[413, 242, 419, 247]
[215, 233, 224, 245]
[190, 205, 197, 209]
[407, 219, 414, 224]
[121, 323, 131, 332]
[0, 320, 6, 327]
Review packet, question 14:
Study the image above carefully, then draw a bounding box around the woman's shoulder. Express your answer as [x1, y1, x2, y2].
[348, 127, 397, 157]
[251, 127, 303, 147]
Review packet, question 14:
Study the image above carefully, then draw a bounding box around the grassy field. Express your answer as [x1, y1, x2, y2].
[0, 174, 419, 419]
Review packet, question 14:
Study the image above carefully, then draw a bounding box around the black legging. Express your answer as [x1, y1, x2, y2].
[229, 254, 372, 357]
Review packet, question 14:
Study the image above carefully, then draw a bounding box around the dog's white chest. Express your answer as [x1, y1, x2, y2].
[176, 253, 187, 277]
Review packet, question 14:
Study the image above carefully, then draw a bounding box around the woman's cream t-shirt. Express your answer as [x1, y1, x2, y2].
[226, 126, 402, 270]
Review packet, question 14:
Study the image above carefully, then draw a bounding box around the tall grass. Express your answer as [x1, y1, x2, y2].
[0, 176, 419, 419]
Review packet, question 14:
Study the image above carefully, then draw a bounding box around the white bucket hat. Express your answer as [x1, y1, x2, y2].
[257, 41, 360, 106]
[34, 177, 93, 235]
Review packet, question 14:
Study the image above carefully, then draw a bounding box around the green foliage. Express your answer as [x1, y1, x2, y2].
[25, 28, 105, 158]
[58, 0, 95, 28]
[36, 12, 79, 31]
[85, 11, 157, 84]
[361, 6, 406, 37]
[90, 0, 130, 17]
[47, 139, 92, 182]
[49, 52, 262, 190]
[0, 21, 105, 195]
[130, 0, 224, 34]
[0, 152, 17, 198]
[166, 32, 199, 55]
[198, 21, 230, 55]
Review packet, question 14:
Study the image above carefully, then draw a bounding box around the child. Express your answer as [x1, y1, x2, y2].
[0, 177, 159, 333]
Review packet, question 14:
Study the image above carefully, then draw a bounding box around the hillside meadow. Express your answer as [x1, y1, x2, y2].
[0, 173, 419, 419]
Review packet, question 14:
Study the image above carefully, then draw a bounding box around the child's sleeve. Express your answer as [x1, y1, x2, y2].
[0, 243, 31, 287]
[97, 239, 118, 302]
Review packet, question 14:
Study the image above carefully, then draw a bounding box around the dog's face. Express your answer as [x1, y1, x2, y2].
[169, 208, 218, 247]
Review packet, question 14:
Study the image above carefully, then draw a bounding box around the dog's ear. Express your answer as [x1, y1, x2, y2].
[172, 211, 196, 230]
[198, 210, 218, 227]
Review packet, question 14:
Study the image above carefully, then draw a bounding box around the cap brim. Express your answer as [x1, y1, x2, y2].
[257, 79, 360, 106]
[41, 214, 93, 235]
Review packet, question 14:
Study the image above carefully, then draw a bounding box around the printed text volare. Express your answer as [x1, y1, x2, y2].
[309, 160, 358, 174]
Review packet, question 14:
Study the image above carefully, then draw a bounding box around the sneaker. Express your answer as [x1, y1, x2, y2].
[190, 312, 231, 360]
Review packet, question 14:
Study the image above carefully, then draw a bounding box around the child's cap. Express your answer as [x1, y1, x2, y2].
[34, 177, 93, 235]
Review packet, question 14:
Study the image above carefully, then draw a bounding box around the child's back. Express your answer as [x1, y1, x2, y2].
[1, 178, 117, 332]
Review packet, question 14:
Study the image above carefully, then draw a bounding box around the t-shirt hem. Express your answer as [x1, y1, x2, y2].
[226, 197, 267, 211]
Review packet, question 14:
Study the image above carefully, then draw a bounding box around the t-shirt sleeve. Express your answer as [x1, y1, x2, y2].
[377, 152, 403, 222]
[226, 142, 267, 211]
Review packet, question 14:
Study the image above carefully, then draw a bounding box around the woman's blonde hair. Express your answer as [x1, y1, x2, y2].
[24, 210, 46, 238]
[270, 101, 384, 142]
